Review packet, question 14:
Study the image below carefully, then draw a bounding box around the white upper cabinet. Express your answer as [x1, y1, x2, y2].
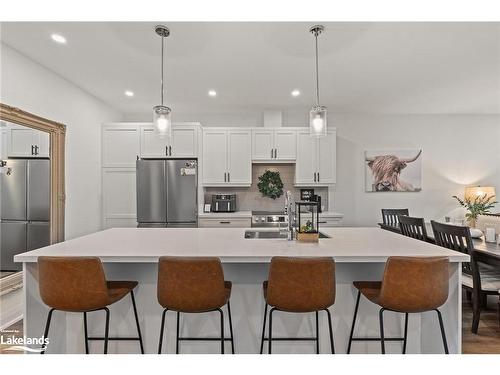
[295, 129, 336, 186]
[7, 126, 49, 158]
[274, 130, 296, 160]
[102, 124, 140, 167]
[227, 130, 252, 184]
[251, 128, 296, 161]
[140, 124, 198, 158]
[202, 129, 251, 186]
[202, 130, 227, 184]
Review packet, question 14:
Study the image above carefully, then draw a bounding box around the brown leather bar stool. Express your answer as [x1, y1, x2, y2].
[157, 256, 234, 354]
[38, 256, 144, 354]
[260, 256, 336, 354]
[347, 256, 449, 354]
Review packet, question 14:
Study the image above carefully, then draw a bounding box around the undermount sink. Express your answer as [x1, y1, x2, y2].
[244, 230, 330, 239]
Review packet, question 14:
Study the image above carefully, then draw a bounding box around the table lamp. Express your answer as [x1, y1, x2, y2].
[464, 186, 496, 201]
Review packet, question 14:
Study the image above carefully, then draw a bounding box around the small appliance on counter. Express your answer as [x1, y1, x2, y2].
[211, 194, 237, 212]
[300, 188, 322, 213]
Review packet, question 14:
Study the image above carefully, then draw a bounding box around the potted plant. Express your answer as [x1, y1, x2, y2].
[452, 194, 498, 227]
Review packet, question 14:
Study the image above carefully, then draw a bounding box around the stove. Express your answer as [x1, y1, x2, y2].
[251, 211, 288, 228]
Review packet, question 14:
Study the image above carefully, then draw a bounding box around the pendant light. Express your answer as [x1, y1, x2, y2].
[309, 25, 327, 138]
[153, 25, 172, 139]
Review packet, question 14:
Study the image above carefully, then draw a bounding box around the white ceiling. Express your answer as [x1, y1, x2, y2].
[1, 22, 499, 116]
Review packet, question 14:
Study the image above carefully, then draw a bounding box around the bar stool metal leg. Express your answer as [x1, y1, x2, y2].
[40, 308, 54, 354]
[176, 312, 180, 354]
[379, 308, 385, 354]
[347, 290, 361, 354]
[259, 303, 268, 354]
[402, 313, 409, 354]
[103, 307, 110, 354]
[324, 308, 335, 354]
[227, 301, 235, 354]
[218, 308, 225, 354]
[315, 311, 320, 354]
[268, 307, 276, 354]
[158, 309, 168, 354]
[435, 309, 449, 354]
[83, 312, 89, 354]
[130, 290, 144, 354]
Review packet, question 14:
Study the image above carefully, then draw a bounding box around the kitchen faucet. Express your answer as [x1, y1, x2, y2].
[284, 191, 295, 240]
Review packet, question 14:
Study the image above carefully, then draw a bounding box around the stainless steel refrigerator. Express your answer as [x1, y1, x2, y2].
[1, 159, 50, 271]
[136, 159, 198, 228]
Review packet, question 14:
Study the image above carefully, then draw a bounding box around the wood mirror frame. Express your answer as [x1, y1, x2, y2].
[0, 103, 65, 243]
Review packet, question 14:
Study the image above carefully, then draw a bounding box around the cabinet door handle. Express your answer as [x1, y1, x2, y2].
[219, 221, 231, 224]
[224, 172, 227, 182]
[169, 145, 172, 156]
[165, 146, 168, 156]
[271, 149, 273, 158]
[35, 145, 39, 155]
[228, 172, 230, 182]
[314, 172, 316, 182]
[317, 172, 320, 182]
[31, 145, 34, 155]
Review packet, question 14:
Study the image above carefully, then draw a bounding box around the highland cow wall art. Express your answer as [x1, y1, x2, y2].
[365, 149, 422, 192]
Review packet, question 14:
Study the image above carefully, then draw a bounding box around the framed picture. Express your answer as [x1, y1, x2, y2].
[365, 149, 422, 192]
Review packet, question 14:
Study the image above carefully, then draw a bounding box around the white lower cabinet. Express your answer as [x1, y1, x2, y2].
[198, 217, 251, 228]
[102, 168, 137, 228]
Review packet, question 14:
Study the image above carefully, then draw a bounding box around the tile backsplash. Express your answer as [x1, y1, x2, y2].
[204, 163, 328, 212]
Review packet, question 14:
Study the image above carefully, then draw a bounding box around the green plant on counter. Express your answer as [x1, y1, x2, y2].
[452, 194, 497, 226]
[257, 170, 284, 199]
[300, 220, 314, 233]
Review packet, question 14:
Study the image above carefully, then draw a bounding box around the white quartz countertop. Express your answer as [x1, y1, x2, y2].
[15, 227, 469, 263]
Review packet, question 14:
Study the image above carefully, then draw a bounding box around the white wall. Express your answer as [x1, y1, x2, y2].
[126, 110, 500, 226]
[0, 43, 122, 239]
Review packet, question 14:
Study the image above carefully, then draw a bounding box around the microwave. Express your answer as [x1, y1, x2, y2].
[211, 194, 236, 212]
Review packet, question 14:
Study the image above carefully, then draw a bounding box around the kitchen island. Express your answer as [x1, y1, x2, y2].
[15, 227, 468, 354]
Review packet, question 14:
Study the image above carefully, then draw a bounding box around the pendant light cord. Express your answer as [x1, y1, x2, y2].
[160, 35, 165, 106]
[315, 32, 320, 106]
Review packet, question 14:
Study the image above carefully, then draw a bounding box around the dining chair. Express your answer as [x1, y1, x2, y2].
[381, 209, 409, 227]
[398, 215, 428, 242]
[431, 221, 500, 334]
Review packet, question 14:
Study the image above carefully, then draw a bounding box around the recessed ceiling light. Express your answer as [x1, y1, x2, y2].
[124, 90, 134, 97]
[208, 90, 217, 97]
[51, 34, 67, 44]
[291, 89, 301, 97]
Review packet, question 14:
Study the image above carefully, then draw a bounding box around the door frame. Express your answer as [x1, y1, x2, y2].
[0, 103, 66, 243]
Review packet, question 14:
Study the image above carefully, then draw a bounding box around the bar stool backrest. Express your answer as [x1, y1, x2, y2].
[398, 215, 428, 241]
[157, 256, 226, 312]
[431, 220, 478, 286]
[381, 208, 409, 226]
[378, 256, 449, 313]
[267, 257, 335, 312]
[38, 256, 110, 312]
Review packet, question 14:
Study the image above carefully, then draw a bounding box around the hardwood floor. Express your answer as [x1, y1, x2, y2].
[462, 296, 500, 354]
[2, 298, 499, 354]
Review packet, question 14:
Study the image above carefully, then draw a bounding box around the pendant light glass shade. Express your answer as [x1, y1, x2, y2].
[309, 25, 327, 137]
[309, 105, 327, 138]
[153, 105, 172, 139]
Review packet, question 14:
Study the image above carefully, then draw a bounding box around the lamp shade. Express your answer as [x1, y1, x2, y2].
[464, 186, 496, 201]
[309, 105, 327, 137]
[153, 105, 172, 140]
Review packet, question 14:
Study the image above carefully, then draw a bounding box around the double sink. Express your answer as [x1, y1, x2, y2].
[244, 230, 330, 239]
